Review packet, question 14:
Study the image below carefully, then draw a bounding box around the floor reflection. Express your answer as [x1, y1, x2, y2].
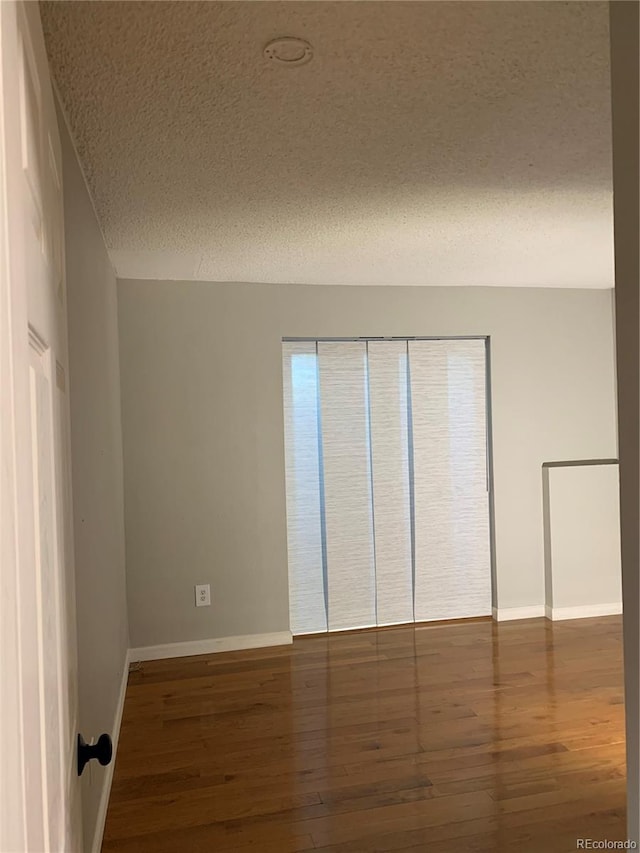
[103, 617, 626, 853]
[285, 618, 625, 852]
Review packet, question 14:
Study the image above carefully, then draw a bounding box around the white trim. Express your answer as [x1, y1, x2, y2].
[492, 605, 546, 622]
[91, 649, 130, 853]
[0, 4, 28, 846]
[545, 602, 623, 621]
[129, 632, 293, 663]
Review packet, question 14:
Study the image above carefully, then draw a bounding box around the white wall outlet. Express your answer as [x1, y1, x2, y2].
[195, 584, 211, 607]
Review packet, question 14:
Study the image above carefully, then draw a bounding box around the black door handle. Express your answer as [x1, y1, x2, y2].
[77, 733, 113, 776]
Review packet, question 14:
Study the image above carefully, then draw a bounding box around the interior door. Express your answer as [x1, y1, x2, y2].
[0, 2, 82, 850]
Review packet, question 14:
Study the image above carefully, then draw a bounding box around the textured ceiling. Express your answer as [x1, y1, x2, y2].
[41, 1, 613, 287]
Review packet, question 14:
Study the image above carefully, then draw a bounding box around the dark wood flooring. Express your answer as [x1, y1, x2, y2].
[102, 616, 626, 852]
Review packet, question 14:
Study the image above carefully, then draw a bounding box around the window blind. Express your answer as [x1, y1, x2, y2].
[282, 338, 491, 635]
[282, 342, 327, 634]
[317, 342, 377, 631]
[409, 339, 491, 621]
[367, 341, 414, 626]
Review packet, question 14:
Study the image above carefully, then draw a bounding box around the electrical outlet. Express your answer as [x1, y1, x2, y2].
[195, 584, 211, 607]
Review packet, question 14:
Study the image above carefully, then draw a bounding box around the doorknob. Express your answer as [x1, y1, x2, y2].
[77, 733, 113, 776]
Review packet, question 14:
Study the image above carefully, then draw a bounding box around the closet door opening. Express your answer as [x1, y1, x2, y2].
[282, 338, 492, 635]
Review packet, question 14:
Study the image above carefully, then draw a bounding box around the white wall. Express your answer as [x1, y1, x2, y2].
[117, 282, 617, 648]
[543, 462, 621, 618]
[60, 112, 129, 849]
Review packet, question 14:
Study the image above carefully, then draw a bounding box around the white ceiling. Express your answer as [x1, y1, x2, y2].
[41, 1, 614, 288]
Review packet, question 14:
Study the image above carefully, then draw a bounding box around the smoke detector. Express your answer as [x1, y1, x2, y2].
[264, 37, 313, 67]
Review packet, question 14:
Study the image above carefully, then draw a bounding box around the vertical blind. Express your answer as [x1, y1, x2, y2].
[282, 339, 491, 635]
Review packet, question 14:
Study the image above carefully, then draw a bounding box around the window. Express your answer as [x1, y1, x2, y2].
[282, 338, 491, 634]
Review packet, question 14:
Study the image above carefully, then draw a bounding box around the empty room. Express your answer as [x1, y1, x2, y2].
[1, 2, 639, 853]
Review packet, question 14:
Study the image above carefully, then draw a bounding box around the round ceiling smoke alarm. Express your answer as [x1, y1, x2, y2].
[264, 37, 313, 67]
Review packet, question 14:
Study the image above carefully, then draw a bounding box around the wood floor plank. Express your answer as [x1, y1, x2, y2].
[102, 616, 627, 851]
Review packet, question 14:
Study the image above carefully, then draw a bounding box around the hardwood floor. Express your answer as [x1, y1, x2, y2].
[102, 616, 626, 852]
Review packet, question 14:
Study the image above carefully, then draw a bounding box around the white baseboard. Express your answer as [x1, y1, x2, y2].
[91, 647, 130, 853]
[492, 605, 546, 622]
[129, 631, 293, 663]
[493, 603, 622, 622]
[545, 602, 623, 621]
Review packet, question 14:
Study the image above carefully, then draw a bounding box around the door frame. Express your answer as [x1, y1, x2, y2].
[0, 2, 32, 846]
[609, 1, 640, 844]
[0, 1, 82, 849]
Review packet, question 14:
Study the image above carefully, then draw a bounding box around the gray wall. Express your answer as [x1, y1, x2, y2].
[543, 463, 621, 613]
[61, 115, 129, 848]
[610, 1, 639, 842]
[117, 281, 617, 648]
